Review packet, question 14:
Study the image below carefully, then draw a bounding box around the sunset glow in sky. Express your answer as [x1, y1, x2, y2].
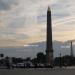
[0, 0, 75, 47]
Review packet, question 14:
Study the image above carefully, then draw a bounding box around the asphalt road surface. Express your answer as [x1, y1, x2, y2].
[0, 68, 75, 75]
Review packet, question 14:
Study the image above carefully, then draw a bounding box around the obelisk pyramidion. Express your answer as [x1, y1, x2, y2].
[46, 7, 53, 65]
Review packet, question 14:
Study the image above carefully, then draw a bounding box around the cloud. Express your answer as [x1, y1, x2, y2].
[0, 0, 75, 47]
[0, 0, 18, 11]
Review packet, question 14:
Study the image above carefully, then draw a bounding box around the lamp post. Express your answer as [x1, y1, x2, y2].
[59, 52, 62, 68]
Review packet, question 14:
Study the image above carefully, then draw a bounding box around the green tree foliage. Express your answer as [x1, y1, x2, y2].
[37, 52, 46, 64]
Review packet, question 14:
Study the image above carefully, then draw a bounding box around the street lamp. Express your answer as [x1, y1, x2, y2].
[59, 52, 62, 68]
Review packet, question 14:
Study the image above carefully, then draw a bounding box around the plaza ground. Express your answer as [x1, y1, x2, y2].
[0, 67, 75, 75]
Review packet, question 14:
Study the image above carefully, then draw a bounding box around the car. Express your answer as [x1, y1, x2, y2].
[16, 63, 24, 68]
[45, 64, 53, 68]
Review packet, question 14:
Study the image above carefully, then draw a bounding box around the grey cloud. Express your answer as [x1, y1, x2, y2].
[36, 0, 71, 24]
[37, 15, 46, 23]
[0, 0, 18, 10]
[0, 31, 15, 35]
[52, 13, 70, 19]
[37, 12, 70, 23]
[0, 28, 16, 39]
[51, 4, 63, 9]
[0, 0, 74, 42]
[15, 34, 29, 40]
[8, 18, 26, 28]
[0, 29, 29, 40]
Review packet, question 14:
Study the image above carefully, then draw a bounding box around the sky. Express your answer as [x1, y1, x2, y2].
[0, 0, 75, 47]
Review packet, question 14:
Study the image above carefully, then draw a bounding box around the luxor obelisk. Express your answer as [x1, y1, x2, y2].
[46, 7, 53, 65]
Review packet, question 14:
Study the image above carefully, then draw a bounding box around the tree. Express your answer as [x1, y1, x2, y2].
[25, 57, 31, 62]
[31, 58, 37, 65]
[37, 52, 46, 64]
[0, 54, 4, 57]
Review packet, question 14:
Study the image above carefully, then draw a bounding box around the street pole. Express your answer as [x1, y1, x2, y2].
[59, 53, 62, 68]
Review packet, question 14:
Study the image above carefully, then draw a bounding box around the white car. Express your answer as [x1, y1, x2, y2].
[16, 63, 25, 68]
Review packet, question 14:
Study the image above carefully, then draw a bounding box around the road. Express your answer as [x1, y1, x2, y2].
[0, 68, 75, 75]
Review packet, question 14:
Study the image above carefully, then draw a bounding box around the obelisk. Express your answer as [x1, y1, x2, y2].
[46, 7, 53, 65]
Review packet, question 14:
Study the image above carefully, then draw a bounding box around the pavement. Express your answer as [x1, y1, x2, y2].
[0, 67, 75, 75]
